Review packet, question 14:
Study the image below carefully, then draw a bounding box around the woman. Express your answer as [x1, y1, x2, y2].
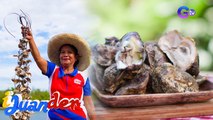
[22, 27, 96, 120]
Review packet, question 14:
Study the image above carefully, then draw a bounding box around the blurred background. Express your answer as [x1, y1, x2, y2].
[87, 0, 213, 71]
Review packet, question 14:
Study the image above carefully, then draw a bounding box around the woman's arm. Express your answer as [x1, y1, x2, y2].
[83, 96, 96, 120]
[22, 27, 47, 74]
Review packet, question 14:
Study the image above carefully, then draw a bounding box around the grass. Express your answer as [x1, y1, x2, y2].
[30, 89, 49, 100]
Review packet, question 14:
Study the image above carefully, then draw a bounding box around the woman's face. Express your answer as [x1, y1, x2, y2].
[59, 45, 77, 67]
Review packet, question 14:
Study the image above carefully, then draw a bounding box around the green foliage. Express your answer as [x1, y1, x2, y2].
[87, 0, 213, 71]
[0, 90, 6, 107]
[0, 88, 14, 107]
[30, 89, 49, 100]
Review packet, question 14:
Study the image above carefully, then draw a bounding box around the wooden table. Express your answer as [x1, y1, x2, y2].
[93, 72, 213, 120]
[93, 96, 213, 120]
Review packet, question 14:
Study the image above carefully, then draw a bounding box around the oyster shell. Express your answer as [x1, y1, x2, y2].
[158, 30, 199, 76]
[93, 63, 106, 89]
[145, 42, 169, 68]
[92, 30, 202, 96]
[115, 32, 146, 69]
[186, 55, 199, 76]
[103, 63, 149, 94]
[92, 44, 117, 67]
[103, 63, 124, 93]
[105, 36, 120, 46]
[115, 64, 150, 95]
[151, 63, 199, 93]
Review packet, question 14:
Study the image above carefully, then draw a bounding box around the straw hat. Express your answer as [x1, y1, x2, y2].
[48, 33, 91, 71]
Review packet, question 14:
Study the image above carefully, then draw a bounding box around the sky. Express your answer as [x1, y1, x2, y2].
[0, 0, 98, 90]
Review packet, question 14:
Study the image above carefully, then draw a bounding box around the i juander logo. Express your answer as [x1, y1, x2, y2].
[2, 91, 80, 116]
[177, 6, 196, 19]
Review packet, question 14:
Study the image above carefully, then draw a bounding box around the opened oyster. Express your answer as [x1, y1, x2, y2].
[115, 32, 146, 69]
[158, 30, 199, 76]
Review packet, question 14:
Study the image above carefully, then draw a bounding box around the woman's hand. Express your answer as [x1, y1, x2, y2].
[84, 96, 96, 120]
[21, 26, 33, 41]
[21, 26, 48, 74]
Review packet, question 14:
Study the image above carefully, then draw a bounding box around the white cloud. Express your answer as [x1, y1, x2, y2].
[0, 64, 16, 79]
[0, 38, 19, 52]
[29, 62, 49, 91]
[0, 63, 49, 91]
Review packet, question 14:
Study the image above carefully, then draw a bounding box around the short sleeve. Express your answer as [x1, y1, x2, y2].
[83, 78, 91, 96]
[43, 61, 56, 78]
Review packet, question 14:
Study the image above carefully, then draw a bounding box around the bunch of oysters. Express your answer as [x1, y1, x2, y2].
[92, 30, 206, 95]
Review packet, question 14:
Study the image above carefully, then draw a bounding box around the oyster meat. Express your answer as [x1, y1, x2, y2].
[115, 32, 146, 69]
[158, 30, 199, 76]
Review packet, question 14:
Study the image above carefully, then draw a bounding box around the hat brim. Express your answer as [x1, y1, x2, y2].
[48, 33, 91, 71]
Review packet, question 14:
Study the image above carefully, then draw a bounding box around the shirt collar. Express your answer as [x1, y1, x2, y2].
[58, 66, 78, 78]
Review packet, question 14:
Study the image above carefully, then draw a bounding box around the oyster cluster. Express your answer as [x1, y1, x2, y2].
[92, 30, 203, 95]
[11, 38, 32, 120]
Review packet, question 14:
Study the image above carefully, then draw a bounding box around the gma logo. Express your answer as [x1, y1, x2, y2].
[177, 6, 196, 19]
